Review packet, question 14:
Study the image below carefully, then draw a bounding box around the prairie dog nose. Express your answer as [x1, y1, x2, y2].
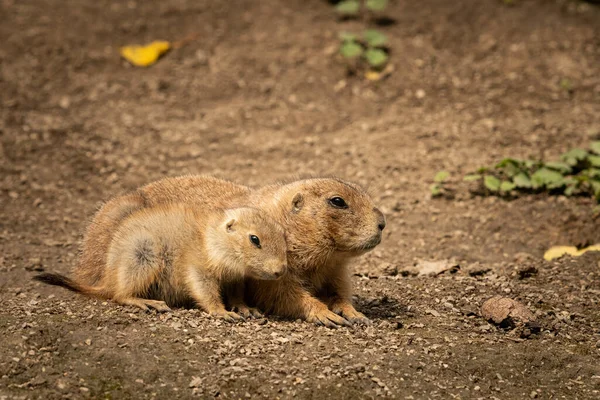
[374, 208, 386, 231]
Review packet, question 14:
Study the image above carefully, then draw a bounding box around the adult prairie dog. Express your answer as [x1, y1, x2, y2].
[35, 205, 287, 321]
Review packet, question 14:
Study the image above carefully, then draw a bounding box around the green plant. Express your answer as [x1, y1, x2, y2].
[336, 0, 388, 16]
[339, 29, 389, 70]
[431, 170, 450, 197]
[462, 142, 600, 201]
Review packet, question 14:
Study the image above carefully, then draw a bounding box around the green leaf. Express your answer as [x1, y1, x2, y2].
[561, 148, 589, 166]
[339, 32, 358, 42]
[564, 184, 577, 197]
[364, 48, 388, 68]
[591, 141, 600, 155]
[484, 175, 501, 192]
[366, 0, 388, 11]
[500, 181, 516, 192]
[336, 0, 360, 15]
[434, 170, 450, 183]
[591, 181, 600, 199]
[363, 30, 387, 47]
[544, 161, 572, 174]
[430, 184, 442, 197]
[531, 167, 564, 188]
[463, 174, 482, 182]
[340, 41, 363, 58]
[495, 158, 522, 168]
[584, 168, 600, 179]
[495, 158, 523, 177]
[547, 178, 567, 190]
[513, 172, 532, 188]
[588, 155, 600, 168]
[476, 166, 489, 174]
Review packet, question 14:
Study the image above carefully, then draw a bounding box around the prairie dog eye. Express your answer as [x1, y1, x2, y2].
[328, 197, 348, 209]
[249, 235, 261, 249]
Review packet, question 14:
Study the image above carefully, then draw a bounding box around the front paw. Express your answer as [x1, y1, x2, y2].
[331, 303, 372, 326]
[307, 308, 352, 329]
[210, 310, 245, 323]
[232, 305, 263, 319]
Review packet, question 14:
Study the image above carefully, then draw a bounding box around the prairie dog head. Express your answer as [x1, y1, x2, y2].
[208, 207, 288, 280]
[279, 178, 385, 256]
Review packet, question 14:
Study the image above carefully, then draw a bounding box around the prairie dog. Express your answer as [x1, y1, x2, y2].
[247, 178, 385, 327]
[75, 176, 250, 286]
[36, 205, 287, 320]
[75, 176, 385, 327]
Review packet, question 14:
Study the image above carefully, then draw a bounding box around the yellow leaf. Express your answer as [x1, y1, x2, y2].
[544, 244, 600, 261]
[365, 64, 394, 81]
[120, 41, 171, 67]
[365, 70, 381, 81]
[543, 246, 578, 261]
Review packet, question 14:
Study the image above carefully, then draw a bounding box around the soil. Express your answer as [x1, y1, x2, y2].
[1, 0, 600, 398]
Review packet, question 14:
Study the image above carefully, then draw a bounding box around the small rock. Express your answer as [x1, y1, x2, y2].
[402, 259, 460, 277]
[481, 297, 539, 333]
[195, 50, 209, 65]
[464, 262, 491, 277]
[189, 377, 203, 388]
[426, 309, 441, 317]
[26, 257, 44, 271]
[517, 265, 538, 279]
[59, 96, 70, 109]
[415, 89, 426, 99]
[530, 391, 539, 398]
[382, 263, 398, 276]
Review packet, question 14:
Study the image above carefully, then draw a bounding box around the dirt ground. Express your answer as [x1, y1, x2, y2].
[1, 0, 600, 398]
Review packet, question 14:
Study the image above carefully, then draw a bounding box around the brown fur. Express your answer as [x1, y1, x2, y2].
[38, 205, 287, 320]
[75, 175, 385, 327]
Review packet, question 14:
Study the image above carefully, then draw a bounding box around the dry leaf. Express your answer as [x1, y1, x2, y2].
[120, 41, 171, 67]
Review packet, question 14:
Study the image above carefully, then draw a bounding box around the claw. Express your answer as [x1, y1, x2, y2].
[308, 309, 351, 329]
[211, 310, 244, 322]
[232, 305, 263, 319]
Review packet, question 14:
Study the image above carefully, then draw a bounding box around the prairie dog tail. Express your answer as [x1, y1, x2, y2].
[33, 273, 106, 299]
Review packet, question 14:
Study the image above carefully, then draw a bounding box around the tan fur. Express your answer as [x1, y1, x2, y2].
[75, 175, 250, 286]
[40, 205, 287, 320]
[75, 175, 385, 327]
[246, 179, 385, 327]
[75, 192, 146, 285]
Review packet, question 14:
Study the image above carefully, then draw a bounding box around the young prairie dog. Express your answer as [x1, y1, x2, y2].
[35, 205, 287, 321]
[75, 176, 251, 286]
[77, 176, 385, 327]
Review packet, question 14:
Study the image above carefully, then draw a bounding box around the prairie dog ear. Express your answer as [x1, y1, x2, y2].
[226, 219, 236, 232]
[291, 193, 304, 213]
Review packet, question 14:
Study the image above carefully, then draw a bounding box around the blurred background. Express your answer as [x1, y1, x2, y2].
[1, 1, 600, 397]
